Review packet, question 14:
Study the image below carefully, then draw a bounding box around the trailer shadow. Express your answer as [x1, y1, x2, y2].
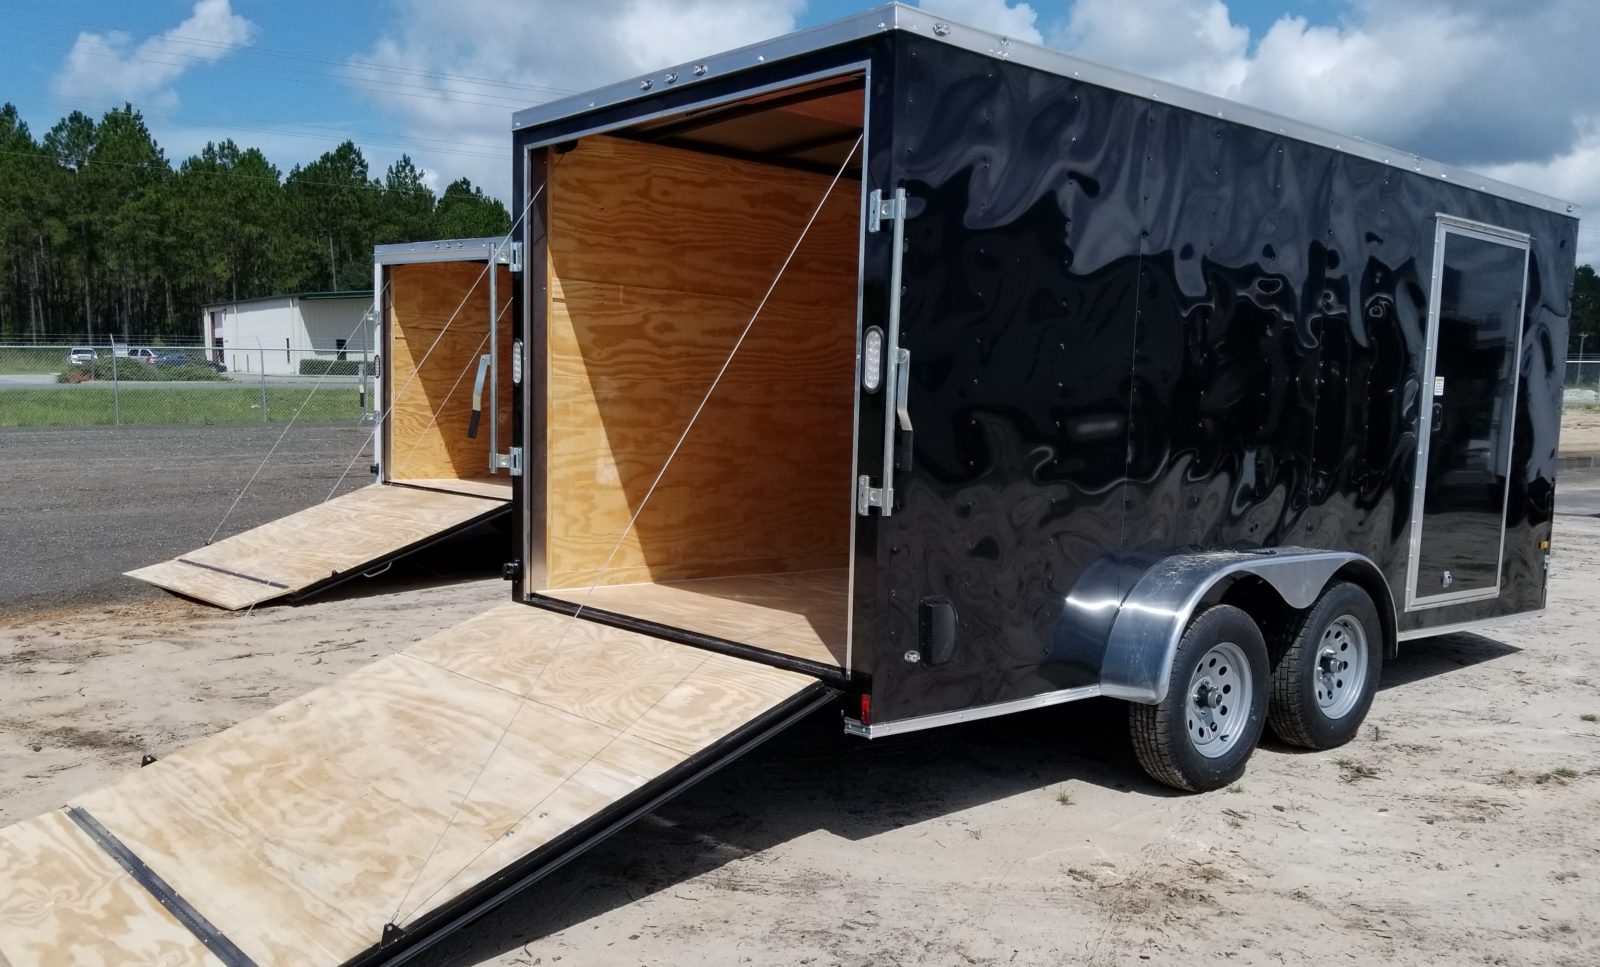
[281, 520, 507, 604]
[431, 628, 1526, 963]
[428, 697, 1168, 964]
[1377, 630, 1520, 691]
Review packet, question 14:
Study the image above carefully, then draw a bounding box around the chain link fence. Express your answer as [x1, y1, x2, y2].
[0, 343, 376, 428]
[1565, 357, 1600, 407]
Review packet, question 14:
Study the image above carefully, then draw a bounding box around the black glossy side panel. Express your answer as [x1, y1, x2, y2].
[875, 36, 1578, 723]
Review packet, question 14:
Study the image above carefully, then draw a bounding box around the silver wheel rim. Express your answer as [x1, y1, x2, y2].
[1315, 614, 1368, 719]
[1186, 640, 1252, 759]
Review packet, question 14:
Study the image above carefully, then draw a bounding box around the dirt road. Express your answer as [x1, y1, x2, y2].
[3, 520, 1598, 965]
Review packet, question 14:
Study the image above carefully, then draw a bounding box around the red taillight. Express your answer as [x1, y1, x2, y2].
[859, 694, 871, 725]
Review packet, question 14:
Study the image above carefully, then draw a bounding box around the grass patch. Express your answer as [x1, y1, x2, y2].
[1335, 757, 1382, 782]
[0, 386, 363, 427]
[1582, 713, 1597, 723]
[0, 347, 70, 375]
[1054, 789, 1075, 806]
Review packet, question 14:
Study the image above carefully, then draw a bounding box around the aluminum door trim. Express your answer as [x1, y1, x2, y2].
[1404, 215, 1532, 611]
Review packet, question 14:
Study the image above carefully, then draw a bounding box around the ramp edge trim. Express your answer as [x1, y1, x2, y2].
[64, 806, 260, 967]
[353, 681, 839, 967]
[175, 558, 291, 590]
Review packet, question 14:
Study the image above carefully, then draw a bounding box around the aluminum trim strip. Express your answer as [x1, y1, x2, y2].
[1406, 217, 1531, 610]
[65, 806, 259, 967]
[373, 237, 516, 266]
[1397, 612, 1524, 641]
[844, 685, 1101, 737]
[515, 64, 870, 153]
[509, 4, 1576, 216]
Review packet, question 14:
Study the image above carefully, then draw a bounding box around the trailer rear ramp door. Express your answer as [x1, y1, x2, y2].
[0, 602, 833, 966]
[124, 480, 512, 610]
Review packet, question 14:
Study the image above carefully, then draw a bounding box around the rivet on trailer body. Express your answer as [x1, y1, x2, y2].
[693, 64, 708, 76]
[639, 79, 652, 91]
[932, 21, 951, 36]
[664, 72, 678, 84]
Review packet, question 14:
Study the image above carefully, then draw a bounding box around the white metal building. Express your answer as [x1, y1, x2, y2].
[199, 291, 374, 376]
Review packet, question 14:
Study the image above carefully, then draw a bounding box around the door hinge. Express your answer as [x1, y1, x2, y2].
[491, 447, 524, 476]
[858, 475, 891, 515]
[494, 240, 523, 273]
[868, 188, 906, 234]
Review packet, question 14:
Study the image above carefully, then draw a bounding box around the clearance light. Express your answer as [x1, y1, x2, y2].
[511, 338, 524, 385]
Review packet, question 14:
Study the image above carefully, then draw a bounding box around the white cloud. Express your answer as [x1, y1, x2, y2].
[52, 0, 255, 110]
[1034, 0, 1597, 257]
[1482, 122, 1600, 264]
[347, 0, 1596, 263]
[1054, 0, 1248, 93]
[348, 0, 804, 203]
[916, 0, 1043, 43]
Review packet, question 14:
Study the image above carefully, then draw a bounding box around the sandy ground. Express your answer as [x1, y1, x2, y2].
[2, 515, 1598, 965]
[1559, 406, 1600, 454]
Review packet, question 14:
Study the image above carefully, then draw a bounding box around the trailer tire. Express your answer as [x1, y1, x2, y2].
[1129, 605, 1270, 792]
[1265, 582, 1382, 750]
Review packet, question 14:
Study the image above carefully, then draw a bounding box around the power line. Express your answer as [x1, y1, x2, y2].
[30, 94, 506, 163]
[60, 40, 543, 112]
[7, 12, 577, 99]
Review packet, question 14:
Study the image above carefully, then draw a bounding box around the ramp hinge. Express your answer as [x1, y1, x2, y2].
[491, 447, 523, 476]
[496, 241, 524, 273]
[858, 474, 892, 515]
[868, 188, 907, 234]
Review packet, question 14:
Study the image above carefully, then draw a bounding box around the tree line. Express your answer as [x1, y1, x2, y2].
[0, 102, 510, 343]
[1, 101, 1595, 350]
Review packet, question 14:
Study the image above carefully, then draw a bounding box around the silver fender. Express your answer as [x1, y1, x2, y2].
[1097, 548, 1392, 704]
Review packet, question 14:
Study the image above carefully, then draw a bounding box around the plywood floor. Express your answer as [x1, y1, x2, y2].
[126, 482, 511, 610]
[0, 603, 820, 966]
[540, 569, 848, 668]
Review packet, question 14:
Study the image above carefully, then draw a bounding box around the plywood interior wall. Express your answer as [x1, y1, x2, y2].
[545, 134, 862, 589]
[388, 261, 514, 481]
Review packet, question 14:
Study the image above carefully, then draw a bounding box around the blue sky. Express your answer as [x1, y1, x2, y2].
[3, 1, 1594, 260]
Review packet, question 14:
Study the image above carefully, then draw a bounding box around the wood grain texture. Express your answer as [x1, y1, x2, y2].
[541, 569, 848, 666]
[8, 602, 815, 963]
[393, 477, 514, 501]
[388, 261, 514, 482]
[123, 558, 285, 611]
[126, 483, 508, 610]
[0, 810, 219, 967]
[545, 135, 860, 588]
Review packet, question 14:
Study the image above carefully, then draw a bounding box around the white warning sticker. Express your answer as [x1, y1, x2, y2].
[1433, 376, 1446, 397]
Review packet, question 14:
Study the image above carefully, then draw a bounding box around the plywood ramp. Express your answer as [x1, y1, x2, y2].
[127, 483, 510, 610]
[544, 135, 860, 589]
[0, 603, 828, 966]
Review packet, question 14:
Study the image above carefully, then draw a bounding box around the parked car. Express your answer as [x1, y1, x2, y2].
[67, 347, 98, 366]
[125, 347, 157, 364]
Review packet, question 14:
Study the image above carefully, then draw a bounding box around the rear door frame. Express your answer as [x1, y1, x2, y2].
[372, 238, 522, 486]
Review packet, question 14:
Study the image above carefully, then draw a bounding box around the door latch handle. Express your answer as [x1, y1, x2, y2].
[467, 354, 491, 438]
[893, 348, 912, 432]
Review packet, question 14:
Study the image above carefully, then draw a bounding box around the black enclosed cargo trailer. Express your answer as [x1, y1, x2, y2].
[499, 2, 1577, 791]
[0, 6, 1580, 965]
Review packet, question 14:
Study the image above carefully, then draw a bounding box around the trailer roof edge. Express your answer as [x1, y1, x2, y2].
[509, 3, 1579, 219]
